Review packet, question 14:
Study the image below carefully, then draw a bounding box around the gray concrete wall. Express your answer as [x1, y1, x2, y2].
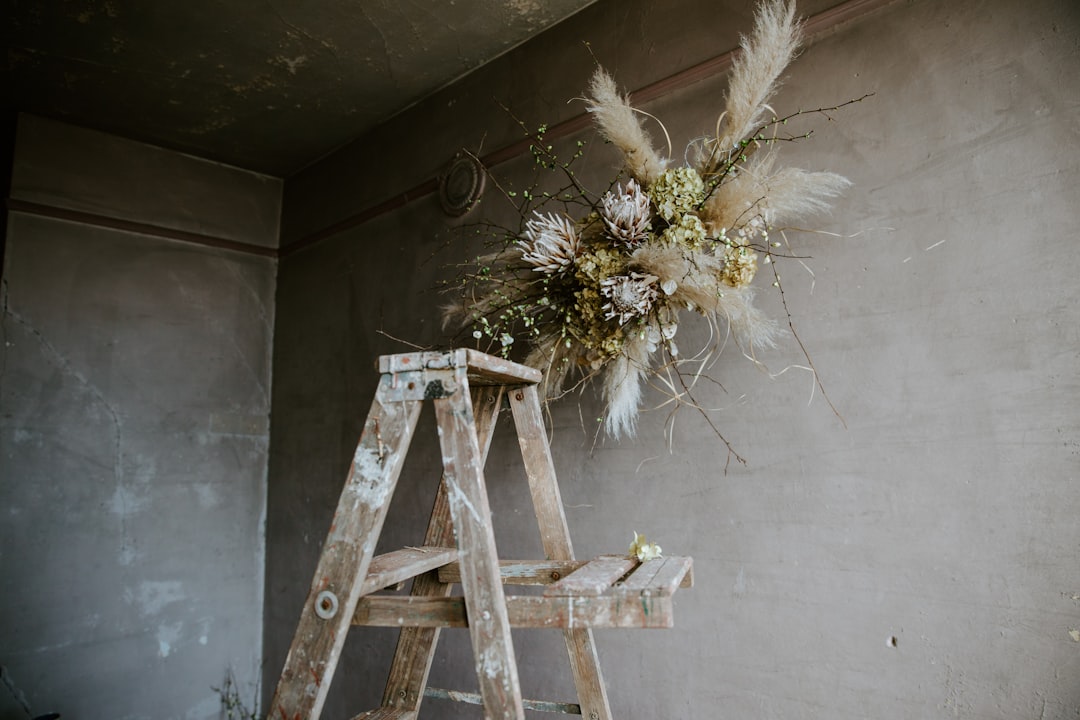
[266, 0, 1080, 717]
[1, 115, 279, 718]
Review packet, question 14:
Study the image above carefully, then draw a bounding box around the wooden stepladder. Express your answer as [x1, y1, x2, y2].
[269, 349, 693, 720]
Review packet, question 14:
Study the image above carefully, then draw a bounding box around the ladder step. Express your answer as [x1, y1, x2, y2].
[544, 555, 637, 597]
[438, 558, 695, 589]
[378, 348, 542, 386]
[350, 708, 417, 720]
[616, 556, 694, 596]
[361, 546, 458, 596]
[425, 687, 581, 714]
[438, 559, 588, 585]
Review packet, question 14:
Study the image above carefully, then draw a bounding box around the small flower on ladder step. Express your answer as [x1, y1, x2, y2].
[629, 531, 662, 562]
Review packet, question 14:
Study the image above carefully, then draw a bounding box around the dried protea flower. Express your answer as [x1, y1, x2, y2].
[600, 272, 660, 324]
[518, 211, 580, 273]
[601, 179, 652, 248]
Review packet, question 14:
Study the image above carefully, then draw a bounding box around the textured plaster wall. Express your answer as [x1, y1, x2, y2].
[266, 0, 1080, 718]
[0, 116, 278, 718]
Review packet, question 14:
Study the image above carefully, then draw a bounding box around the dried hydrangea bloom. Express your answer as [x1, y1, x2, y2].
[659, 212, 707, 251]
[601, 179, 652, 248]
[518, 211, 580, 273]
[649, 167, 705, 223]
[721, 241, 760, 287]
[600, 272, 660, 324]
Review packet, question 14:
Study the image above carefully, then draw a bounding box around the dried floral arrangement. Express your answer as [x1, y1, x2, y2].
[444, 0, 863, 461]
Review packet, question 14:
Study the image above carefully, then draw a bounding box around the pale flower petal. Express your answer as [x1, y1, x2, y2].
[629, 531, 663, 561]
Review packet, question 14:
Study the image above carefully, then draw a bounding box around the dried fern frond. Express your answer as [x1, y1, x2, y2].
[587, 69, 666, 186]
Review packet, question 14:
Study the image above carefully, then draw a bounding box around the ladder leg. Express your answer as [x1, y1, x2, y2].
[509, 384, 614, 720]
[433, 375, 526, 720]
[381, 385, 505, 712]
[269, 386, 423, 720]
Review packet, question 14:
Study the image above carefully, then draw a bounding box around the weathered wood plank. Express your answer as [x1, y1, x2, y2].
[424, 687, 582, 715]
[508, 593, 671, 629]
[381, 385, 504, 712]
[616, 556, 694, 596]
[508, 384, 575, 559]
[350, 707, 417, 720]
[463, 349, 542, 385]
[376, 349, 541, 386]
[268, 388, 423, 720]
[434, 373, 525, 719]
[438, 559, 587, 585]
[439, 557, 694, 591]
[378, 349, 466, 375]
[509, 385, 613, 720]
[361, 547, 458, 596]
[353, 594, 676, 629]
[544, 556, 637, 597]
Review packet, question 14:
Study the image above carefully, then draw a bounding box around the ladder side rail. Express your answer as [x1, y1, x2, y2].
[381, 385, 505, 712]
[434, 370, 526, 719]
[269, 386, 424, 720]
[508, 385, 614, 720]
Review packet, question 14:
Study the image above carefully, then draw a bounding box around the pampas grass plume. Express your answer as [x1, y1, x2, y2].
[757, 168, 851, 226]
[602, 336, 651, 438]
[701, 153, 850, 231]
[587, 70, 666, 186]
[717, 0, 801, 149]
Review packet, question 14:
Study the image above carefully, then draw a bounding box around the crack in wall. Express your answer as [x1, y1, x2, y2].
[1, 279, 132, 565]
[221, 258, 273, 409]
[0, 279, 9, 392]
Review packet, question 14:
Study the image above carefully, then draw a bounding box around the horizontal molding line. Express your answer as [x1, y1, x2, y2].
[281, 178, 437, 257]
[282, 0, 900, 258]
[6, 198, 279, 259]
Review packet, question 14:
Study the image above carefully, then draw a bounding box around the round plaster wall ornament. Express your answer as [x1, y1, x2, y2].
[438, 151, 486, 216]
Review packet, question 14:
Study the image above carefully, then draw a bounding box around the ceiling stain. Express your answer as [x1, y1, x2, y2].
[508, 0, 545, 19]
[271, 55, 308, 76]
[1, 0, 600, 175]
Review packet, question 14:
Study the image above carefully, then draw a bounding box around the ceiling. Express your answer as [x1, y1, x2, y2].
[2, 0, 599, 177]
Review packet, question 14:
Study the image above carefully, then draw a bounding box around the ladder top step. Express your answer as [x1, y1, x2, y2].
[378, 349, 542, 386]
